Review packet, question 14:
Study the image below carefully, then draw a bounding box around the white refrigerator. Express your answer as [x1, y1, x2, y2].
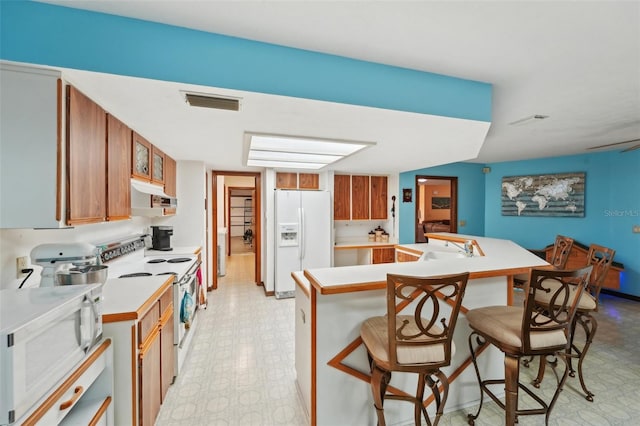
[275, 190, 332, 299]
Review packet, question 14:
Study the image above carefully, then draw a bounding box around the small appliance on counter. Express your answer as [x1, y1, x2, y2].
[30, 242, 104, 287]
[151, 225, 173, 251]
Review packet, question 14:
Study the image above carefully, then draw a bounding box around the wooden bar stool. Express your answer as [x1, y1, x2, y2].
[360, 272, 469, 426]
[531, 244, 616, 401]
[467, 266, 592, 426]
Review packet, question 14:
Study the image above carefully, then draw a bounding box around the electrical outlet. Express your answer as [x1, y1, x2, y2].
[633, 225, 640, 234]
[16, 256, 28, 279]
[459, 220, 467, 227]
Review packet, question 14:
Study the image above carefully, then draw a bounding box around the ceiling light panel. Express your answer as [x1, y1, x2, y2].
[246, 134, 374, 170]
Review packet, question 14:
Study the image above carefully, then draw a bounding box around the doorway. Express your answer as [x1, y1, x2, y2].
[211, 171, 261, 291]
[415, 176, 458, 242]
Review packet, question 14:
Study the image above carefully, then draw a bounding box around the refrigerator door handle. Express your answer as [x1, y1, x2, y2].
[299, 207, 305, 260]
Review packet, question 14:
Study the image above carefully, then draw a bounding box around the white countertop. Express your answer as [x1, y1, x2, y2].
[304, 234, 549, 294]
[101, 275, 173, 322]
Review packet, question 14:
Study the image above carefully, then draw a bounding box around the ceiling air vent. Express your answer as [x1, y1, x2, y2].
[184, 93, 240, 111]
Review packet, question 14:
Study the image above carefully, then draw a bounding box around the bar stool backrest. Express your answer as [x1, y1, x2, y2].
[586, 244, 616, 304]
[386, 272, 469, 370]
[549, 235, 574, 269]
[522, 265, 592, 355]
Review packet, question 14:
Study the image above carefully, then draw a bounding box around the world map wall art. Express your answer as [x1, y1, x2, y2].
[501, 172, 585, 217]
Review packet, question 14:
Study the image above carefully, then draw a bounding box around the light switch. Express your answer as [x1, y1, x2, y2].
[459, 220, 467, 227]
[633, 225, 640, 233]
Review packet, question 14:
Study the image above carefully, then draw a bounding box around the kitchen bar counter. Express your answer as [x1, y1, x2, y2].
[294, 234, 549, 426]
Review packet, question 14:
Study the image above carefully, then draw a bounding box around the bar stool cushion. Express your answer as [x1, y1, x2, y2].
[534, 278, 597, 311]
[361, 315, 453, 365]
[466, 306, 567, 351]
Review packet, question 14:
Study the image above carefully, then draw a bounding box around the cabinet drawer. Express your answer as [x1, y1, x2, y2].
[139, 302, 160, 346]
[22, 340, 110, 426]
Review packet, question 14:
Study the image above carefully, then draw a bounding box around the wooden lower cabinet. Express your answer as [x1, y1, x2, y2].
[372, 247, 395, 264]
[102, 283, 174, 426]
[139, 331, 161, 426]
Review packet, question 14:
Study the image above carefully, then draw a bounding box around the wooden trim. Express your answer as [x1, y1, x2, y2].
[292, 273, 311, 298]
[56, 78, 62, 222]
[138, 325, 160, 356]
[334, 243, 396, 250]
[394, 245, 424, 256]
[311, 288, 317, 426]
[102, 278, 172, 324]
[424, 234, 486, 257]
[193, 246, 202, 256]
[507, 275, 514, 306]
[88, 396, 112, 426]
[160, 305, 174, 326]
[130, 324, 137, 426]
[22, 339, 111, 426]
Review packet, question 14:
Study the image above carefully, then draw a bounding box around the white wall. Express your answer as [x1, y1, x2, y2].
[0, 218, 150, 289]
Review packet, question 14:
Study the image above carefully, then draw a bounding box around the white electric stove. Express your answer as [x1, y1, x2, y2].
[99, 235, 201, 377]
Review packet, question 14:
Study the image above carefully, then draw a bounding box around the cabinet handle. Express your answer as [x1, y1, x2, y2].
[59, 386, 84, 410]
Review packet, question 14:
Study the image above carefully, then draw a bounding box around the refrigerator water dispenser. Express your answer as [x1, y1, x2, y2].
[278, 223, 299, 247]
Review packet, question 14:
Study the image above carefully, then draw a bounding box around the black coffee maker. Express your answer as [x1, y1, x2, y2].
[151, 226, 173, 251]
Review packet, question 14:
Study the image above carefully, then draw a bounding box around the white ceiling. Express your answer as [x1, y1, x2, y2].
[38, 1, 640, 174]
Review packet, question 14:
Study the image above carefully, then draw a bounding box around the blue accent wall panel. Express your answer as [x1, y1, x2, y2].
[399, 163, 486, 243]
[0, 1, 491, 121]
[484, 151, 640, 296]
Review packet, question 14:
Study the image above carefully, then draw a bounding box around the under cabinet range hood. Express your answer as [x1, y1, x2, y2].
[131, 179, 168, 197]
[130, 179, 177, 217]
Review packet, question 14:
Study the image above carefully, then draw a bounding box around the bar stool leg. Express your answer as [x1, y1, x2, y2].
[573, 312, 597, 401]
[370, 363, 390, 426]
[504, 354, 520, 426]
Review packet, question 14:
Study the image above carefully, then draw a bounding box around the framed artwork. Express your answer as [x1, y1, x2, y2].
[501, 172, 585, 217]
[402, 188, 412, 203]
[431, 197, 451, 209]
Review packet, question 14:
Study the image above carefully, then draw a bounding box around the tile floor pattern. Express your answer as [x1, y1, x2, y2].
[157, 268, 640, 425]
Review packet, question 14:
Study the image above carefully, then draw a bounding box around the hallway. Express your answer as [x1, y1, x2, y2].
[156, 253, 306, 425]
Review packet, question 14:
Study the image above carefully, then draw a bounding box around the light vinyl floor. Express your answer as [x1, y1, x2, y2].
[157, 256, 640, 425]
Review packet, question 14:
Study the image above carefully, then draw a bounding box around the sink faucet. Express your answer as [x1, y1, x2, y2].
[445, 240, 474, 256]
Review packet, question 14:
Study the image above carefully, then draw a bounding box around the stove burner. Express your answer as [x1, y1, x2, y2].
[157, 272, 178, 276]
[147, 259, 167, 264]
[167, 258, 192, 263]
[119, 272, 153, 278]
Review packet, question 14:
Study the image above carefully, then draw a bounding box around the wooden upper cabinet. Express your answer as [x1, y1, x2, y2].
[66, 85, 106, 225]
[370, 176, 388, 220]
[151, 145, 165, 185]
[299, 173, 319, 190]
[164, 155, 177, 215]
[132, 132, 152, 181]
[276, 172, 297, 189]
[333, 175, 351, 220]
[351, 175, 370, 220]
[106, 114, 131, 221]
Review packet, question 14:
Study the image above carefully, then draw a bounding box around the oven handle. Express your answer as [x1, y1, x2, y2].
[178, 260, 201, 285]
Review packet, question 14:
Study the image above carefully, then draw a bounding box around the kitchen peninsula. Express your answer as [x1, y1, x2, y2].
[293, 234, 549, 426]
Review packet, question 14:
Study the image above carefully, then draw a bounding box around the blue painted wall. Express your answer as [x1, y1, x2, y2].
[0, 1, 491, 121]
[402, 150, 640, 296]
[485, 151, 640, 297]
[399, 163, 486, 243]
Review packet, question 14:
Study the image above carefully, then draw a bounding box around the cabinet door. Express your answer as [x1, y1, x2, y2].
[333, 175, 351, 220]
[276, 172, 297, 189]
[107, 114, 131, 221]
[139, 333, 161, 426]
[299, 173, 319, 190]
[372, 247, 395, 264]
[160, 311, 174, 401]
[66, 85, 106, 225]
[151, 146, 165, 185]
[132, 132, 152, 181]
[351, 175, 370, 220]
[370, 176, 388, 220]
[164, 155, 176, 215]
